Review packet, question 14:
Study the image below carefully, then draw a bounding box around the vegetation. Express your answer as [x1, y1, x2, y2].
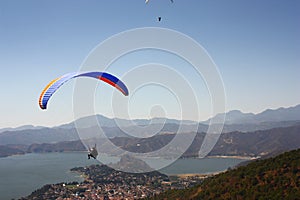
[148, 149, 300, 200]
[0, 145, 24, 157]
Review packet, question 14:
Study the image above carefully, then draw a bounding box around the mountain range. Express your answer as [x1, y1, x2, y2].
[0, 104, 300, 146]
[206, 104, 300, 124]
[2, 104, 299, 133]
[53, 104, 300, 128]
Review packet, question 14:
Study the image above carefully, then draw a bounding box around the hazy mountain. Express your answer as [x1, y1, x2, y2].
[27, 140, 86, 153]
[113, 125, 300, 158]
[206, 104, 300, 124]
[66, 104, 300, 128]
[207, 125, 300, 157]
[0, 128, 79, 145]
[0, 145, 25, 157]
[256, 104, 300, 121]
[0, 125, 45, 134]
[11, 124, 300, 159]
[0, 121, 299, 146]
[58, 114, 198, 129]
[206, 110, 256, 124]
[219, 120, 300, 133]
[1, 120, 300, 146]
[0, 123, 200, 145]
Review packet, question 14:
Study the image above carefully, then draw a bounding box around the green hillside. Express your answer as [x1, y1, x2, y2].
[149, 149, 300, 200]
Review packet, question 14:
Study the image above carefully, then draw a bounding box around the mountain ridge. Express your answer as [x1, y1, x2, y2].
[1, 104, 299, 132]
[205, 104, 300, 124]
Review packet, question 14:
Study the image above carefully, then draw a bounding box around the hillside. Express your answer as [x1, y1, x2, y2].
[149, 149, 300, 200]
[0, 145, 25, 157]
[103, 124, 300, 158]
[206, 124, 300, 157]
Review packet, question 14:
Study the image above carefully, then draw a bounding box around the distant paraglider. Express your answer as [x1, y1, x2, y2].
[39, 71, 129, 110]
[145, 0, 173, 22]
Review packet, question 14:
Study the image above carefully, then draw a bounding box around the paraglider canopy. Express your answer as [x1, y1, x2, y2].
[39, 71, 129, 110]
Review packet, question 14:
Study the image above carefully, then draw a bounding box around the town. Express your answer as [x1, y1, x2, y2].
[20, 164, 208, 200]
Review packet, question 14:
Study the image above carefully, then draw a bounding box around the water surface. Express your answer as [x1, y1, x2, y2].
[0, 152, 247, 200]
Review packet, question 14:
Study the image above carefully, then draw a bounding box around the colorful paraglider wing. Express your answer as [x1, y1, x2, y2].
[39, 71, 128, 110]
[76, 72, 129, 96]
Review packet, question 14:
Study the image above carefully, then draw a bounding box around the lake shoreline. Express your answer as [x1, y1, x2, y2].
[0, 151, 261, 163]
[171, 171, 225, 178]
[1, 151, 258, 161]
[207, 155, 260, 160]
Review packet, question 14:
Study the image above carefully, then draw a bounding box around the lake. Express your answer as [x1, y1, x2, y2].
[0, 152, 248, 200]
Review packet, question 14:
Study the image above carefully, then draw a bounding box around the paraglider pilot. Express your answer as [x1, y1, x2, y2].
[88, 144, 98, 159]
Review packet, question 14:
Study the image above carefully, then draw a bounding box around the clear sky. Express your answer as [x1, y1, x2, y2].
[0, 0, 299, 128]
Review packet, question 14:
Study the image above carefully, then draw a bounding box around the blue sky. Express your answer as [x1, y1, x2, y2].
[0, 0, 299, 128]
